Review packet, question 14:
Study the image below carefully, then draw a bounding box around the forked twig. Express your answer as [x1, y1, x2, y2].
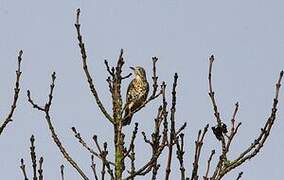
[27, 72, 89, 180]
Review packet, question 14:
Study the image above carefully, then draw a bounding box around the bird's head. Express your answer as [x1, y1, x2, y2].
[130, 66, 147, 80]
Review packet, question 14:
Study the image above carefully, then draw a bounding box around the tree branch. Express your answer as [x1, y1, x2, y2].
[20, 159, 29, 180]
[217, 70, 284, 179]
[74, 8, 113, 124]
[71, 127, 115, 166]
[0, 50, 23, 135]
[27, 72, 89, 180]
[191, 124, 209, 180]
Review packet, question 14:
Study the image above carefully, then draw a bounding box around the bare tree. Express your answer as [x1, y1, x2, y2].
[23, 9, 283, 180]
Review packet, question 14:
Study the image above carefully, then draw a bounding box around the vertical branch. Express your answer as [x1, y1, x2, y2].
[151, 106, 163, 180]
[38, 157, 44, 180]
[208, 55, 229, 179]
[225, 103, 241, 154]
[129, 145, 136, 180]
[60, 165, 64, 180]
[30, 135, 38, 180]
[150, 57, 159, 98]
[208, 55, 222, 125]
[176, 133, 186, 180]
[190, 124, 209, 180]
[123, 123, 139, 160]
[165, 73, 178, 180]
[74, 8, 113, 124]
[0, 50, 23, 135]
[91, 155, 99, 180]
[93, 135, 114, 179]
[203, 150, 215, 180]
[20, 159, 29, 180]
[112, 49, 125, 180]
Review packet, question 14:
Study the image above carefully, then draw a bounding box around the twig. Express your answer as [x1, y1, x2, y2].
[124, 108, 168, 179]
[123, 123, 139, 159]
[104, 59, 115, 77]
[176, 133, 186, 180]
[60, 165, 64, 180]
[175, 122, 187, 137]
[0, 50, 23, 135]
[71, 127, 115, 166]
[30, 135, 38, 180]
[203, 150, 215, 180]
[101, 143, 109, 180]
[74, 8, 113, 124]
[165, 73, 178, 180]
[150, 57, 159, 98]
[91, 155, 99, 180]
[38, 157, 44, 180]
[191, 124, 209, 180]
[20, 159, 29, 180]
[93, 135, 114, 179]
[27, 72, 89, 180]
[128, 145, 136, 180]
[225, 103, 241, 153]
[236, 172, 243, 180]
[151, 106, 164, 180]
[208, 55, 229, 179]
[121, 73, 132, 80]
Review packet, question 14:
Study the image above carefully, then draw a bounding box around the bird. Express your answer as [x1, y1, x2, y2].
[123, 66, 149, 126]
[212, 123, 228, 141]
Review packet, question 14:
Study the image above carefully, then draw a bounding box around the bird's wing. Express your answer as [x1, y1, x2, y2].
[126, 80, 135, 103]
[131, 81, 149, 111]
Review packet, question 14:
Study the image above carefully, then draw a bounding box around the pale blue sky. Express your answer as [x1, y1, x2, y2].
[1, 0, 284, 179]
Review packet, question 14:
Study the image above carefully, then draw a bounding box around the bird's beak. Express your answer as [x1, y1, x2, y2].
[130, 66, 135, 71]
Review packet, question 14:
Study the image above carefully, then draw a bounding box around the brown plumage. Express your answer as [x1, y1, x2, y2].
[123, 66, 149, 126]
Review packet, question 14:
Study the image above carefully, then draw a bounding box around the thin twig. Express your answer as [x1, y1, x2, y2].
[123, 123, 139, 159]
[0, 50, 23, 135]
[38, 157, 44, 180]
[165, 73, 178, 180]
[236, 172, 243, 180]
[191, 124, 209, 180]
[93, 135, 114, 179]
[71, 127, 115, 166]
[176, 133, 186, 180]
[91, 155, 99, 180]
[203, 150, 215, 180]
[74, 8, 113, 124]
[20, 159, 29, 180]
[208, 55, 229, 179]
[60, 165, 64, 180]
[30, 135, 38, 180]
[150, 57, 159, 98]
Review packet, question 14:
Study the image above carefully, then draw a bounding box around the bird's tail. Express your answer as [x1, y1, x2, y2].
[122, 108, 133, 126]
